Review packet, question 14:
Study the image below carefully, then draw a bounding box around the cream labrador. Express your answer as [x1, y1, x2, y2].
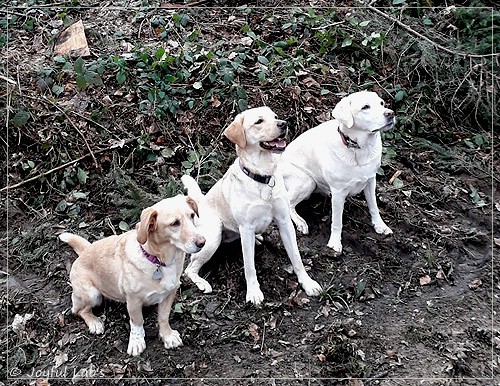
[282, 91, 395, 254]
[181, 106, 322, 305]
[59, 195, 205, 356]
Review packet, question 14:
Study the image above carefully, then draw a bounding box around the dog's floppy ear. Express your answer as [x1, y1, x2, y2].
[136, 207, 158, 244]
[224, 113, 246, 148]
[332, 96, 354, 129]
[186, 196, 199, 217]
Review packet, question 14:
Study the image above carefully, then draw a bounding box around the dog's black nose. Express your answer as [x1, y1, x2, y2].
[384, 110, 395, 118]
[277, 120, 287, 129]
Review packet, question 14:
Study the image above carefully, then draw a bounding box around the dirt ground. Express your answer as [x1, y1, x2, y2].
[1, 3, 498, 386]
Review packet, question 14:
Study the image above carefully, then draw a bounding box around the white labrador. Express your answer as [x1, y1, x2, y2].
[181, 106, 322, 305]
[281, 91, 395, 254]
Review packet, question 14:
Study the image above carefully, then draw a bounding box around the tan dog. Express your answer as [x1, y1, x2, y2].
[59, 195, 205, 356]
[182, 106, 322, 305]
[282, 91, 395, 254]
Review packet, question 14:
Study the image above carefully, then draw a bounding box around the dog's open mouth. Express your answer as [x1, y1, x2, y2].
[260, 137, 287, 153]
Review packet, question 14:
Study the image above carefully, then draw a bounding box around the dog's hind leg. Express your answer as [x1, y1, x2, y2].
[283, 169, 315, 235]
[71, 281, 104, 334]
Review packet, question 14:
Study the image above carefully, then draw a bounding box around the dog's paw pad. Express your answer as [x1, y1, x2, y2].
[162, 330, 183, 349]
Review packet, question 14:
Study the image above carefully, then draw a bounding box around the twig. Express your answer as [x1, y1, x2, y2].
[365, 4, 499, 59]
[160, 0, 210, 8]
[1, 137, 138, 193]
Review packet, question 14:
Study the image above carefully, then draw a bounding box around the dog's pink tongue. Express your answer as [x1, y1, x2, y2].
[271, 139, 286, 149]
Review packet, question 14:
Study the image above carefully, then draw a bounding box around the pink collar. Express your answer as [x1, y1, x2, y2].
[140, 245, 165, 267]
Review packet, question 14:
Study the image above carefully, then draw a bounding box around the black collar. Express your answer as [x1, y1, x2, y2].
[338, 127, 360, 149]
[239, 161, 273, 185]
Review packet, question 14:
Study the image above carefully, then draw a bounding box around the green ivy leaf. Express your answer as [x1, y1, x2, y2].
[51, 84, 64, 95]
[74, 57, 85, 75]
[76, 74, 87, 90]
[341, 37, 352, 47]
[77, 168, 88, 184]
[11, 110, 29, 128]
[257, 55, 269, 65]
[119, 221, 130, 231]
[395, 90, 407, 102]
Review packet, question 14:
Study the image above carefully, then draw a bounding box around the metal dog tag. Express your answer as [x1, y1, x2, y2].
[152, 267, 163, 280]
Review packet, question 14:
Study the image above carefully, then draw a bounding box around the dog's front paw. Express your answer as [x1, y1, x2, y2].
[127, 326, 146, 356]
[373, 221, 393, 235]
[246, 285, 264, 305]
[87, 318, 104, 334]
[327, 236, 343, 254]
[301, 278, 322, 297]
[185, 272, 213, 293]
[161, 329, 183, 349]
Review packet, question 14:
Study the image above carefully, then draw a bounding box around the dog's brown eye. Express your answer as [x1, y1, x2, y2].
[171, 219, 180, 227]
[190, 213, 195, 219]
[255, 118, 264, 124]
[362, 105, 370, 110]
[380, 101, 384, 106]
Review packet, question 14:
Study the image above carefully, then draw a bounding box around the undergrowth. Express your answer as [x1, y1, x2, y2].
[2, 3, 497, 228]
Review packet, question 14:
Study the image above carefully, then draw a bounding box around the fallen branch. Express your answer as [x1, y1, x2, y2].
[366, 4, 499, 59]
[160, 0, 210, 8]
[1, 137, 138, 193]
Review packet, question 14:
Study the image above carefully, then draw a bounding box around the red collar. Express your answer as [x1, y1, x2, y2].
[338, 127, 360, 149]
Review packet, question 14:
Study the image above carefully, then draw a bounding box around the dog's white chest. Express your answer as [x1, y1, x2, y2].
[143, 265, 180, 305]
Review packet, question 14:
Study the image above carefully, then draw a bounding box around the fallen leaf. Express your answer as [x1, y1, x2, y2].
[54, 352, 69, 368]
[468, 279, 482, 290]
[317, 353, 326, 362]
[248, 323, 260, 343]
[436, 270, 446, 280]
[419, 275, 432, 286]
[54, 20, 90, 57]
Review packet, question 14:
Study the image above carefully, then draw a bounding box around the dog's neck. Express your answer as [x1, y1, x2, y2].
[140, 240, 182, 266]
[236, 146, 279, 180]
[337, 124, 381, 165]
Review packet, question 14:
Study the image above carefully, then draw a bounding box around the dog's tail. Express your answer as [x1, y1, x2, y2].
[58, 232, 91, 256]
[181, 175, 205, 203]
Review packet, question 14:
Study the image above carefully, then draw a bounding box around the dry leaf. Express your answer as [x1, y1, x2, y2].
[248, 323, 260, 343]
[419, 275, 432, 286]
[54, 352, 69, 368]
[436, 270, 446, 280]
[468, 279, 482, 290]
[317, 353, 326, 362]
[54, 20, 90, 57]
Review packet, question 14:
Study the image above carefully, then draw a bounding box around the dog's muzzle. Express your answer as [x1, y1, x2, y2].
[373, 111, 395, 133]
[260, 120, 288, 153]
